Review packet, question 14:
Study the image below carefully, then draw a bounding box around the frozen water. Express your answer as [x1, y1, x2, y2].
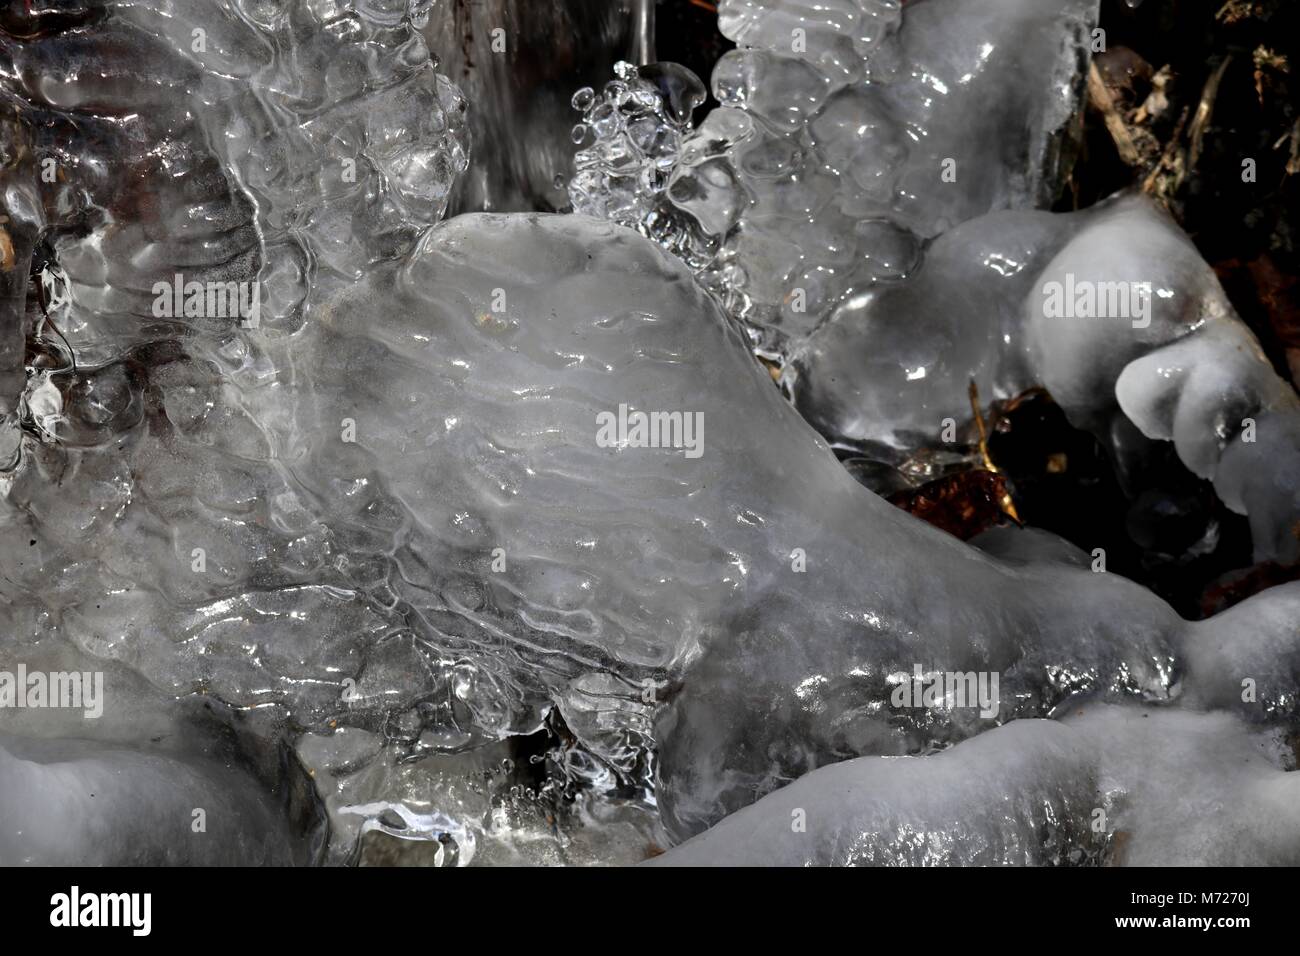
[569, 0, 1098, 352]
[17, 197, 1300, 852]
[2, 0, 1298, 868]
[425, 0, 649, 214]
[652, 703, 1300, 866]
[0, 735, 309, 865]
[1179, 582, 1300, 721]
[0, 634, 322, 864]
[297, 726, 660, 866]
[0, 0, 467, 377]
[793, 193, 1300, 562]
[648, 720, 1102, 866]
[562, 1, 1299, 565]
[568, 61, 714, 273]
[1063, 704, 1300, 867]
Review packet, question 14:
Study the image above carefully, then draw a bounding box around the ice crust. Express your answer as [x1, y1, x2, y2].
[567, 0, 1300, 563]
[0, 735, 307, 865]
[792, 194, 1300, 563]
[0, 0, 467, 380]
[8, 198, 1299, 857]
[649, 720, 1104, 866]
[651, 704, 1300, 866]
[0, 637, 323, 864]
[2, 0, 1298, 867]
[572, 0, 1098, 350]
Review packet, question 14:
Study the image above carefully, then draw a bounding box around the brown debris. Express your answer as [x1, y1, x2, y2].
[1187, 56, 1233, 173]
[1133, 64, 1174, 126]
[1141, 104, 1191, 204]
[1088, 60, 1146, 167]
[1217, 0, 1266, 25]
[888, 469, 1016, 541]
[1252, 45, 1289, 106]
[1286, 117, 1300, 177]
[1200, 560, 1300, 615]
[969, 380, 1020, 523]
[1213, 254, 1300, 387]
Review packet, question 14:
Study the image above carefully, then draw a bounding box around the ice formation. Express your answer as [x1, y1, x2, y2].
[651, 704, 1300, 866]
[0, 0, 1297, 868]
[573, 0, 1098, 351]
[424, 0, 652, 215]
[792, 194, 1300, 563]
[569, 0, 1300, 565]
[7, 196, 1300, 859]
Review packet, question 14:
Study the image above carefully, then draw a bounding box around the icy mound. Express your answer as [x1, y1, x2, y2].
[1064, 704, 1300, 867]
[792, 193, 1300, 562]
[6, 194, 1300, 860]
[570, 0, 1097, 351]
[0, 735, 306, 865]
[18, 209, 1261, 851]
[1179, 582, 1300, 720]
[562, 1, 1299, 563]
[651, 704, 1300, 866]
[4, 1, 1298, 867]
[649, 720, 1101, 866]
[0, 636, 323, 865]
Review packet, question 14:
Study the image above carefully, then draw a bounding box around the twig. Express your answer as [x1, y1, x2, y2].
[1187, 56, 1233, 174]
[1087, 61, 1144, 167]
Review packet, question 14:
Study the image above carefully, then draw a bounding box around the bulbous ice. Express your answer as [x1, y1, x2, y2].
[4, 0, 1299, 868]
[570, 0, 1098, 352]
[652, 704, 1300, 866]
[0, 736, 309, 865]
[0, 0, 468, 377]
[0, 636, 322, 865]
[0, 0, 468, 863]
[29, 208, 1300, 851]
[793, 193, 1300, 562]
[7, 191, 1300, 860]
[649, 720, 1102, 866]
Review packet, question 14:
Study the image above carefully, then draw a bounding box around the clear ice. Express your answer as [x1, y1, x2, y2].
[0, 0, 1298, 868]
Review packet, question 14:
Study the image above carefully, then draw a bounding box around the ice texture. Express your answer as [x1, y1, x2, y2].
[568, 62, 713, 274]
[296, 726, 659, 866]
[792, 194, 1300, 562]
[0, 637, 323, 865]
[0, 0, 467, 376]
[1063, 704, 1300, 867]
[4, 0, 1299, 868]
[425, 0, 649, 214]
[18, 196, 1300, 854]
[652, 704, 1300, 866]
[1179, 583, 1300, 721]
[0, 0, 468, 862]
[0, 735, 308, 865]
[564, 0, 1300, 563]
[648, 720, 1103, 866]
[569, 0, 1097, 352]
